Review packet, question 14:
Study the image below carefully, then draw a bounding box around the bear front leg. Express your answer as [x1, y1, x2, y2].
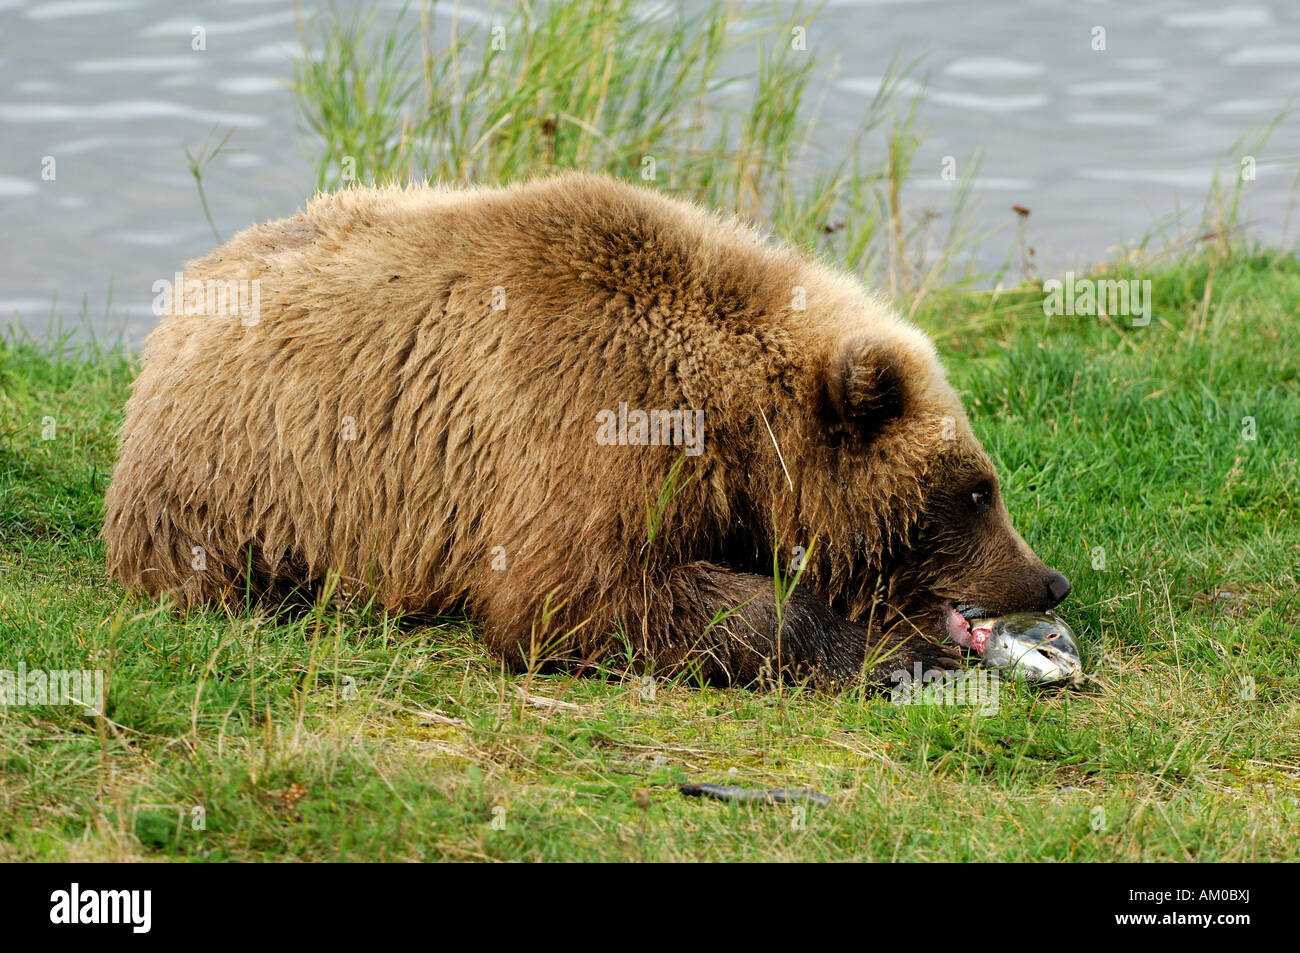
[660, 562, 962, 691]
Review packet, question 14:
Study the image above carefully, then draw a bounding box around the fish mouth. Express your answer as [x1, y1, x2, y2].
[991, 639, 1083, 684]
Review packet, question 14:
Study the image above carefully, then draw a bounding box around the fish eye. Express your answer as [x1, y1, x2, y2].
[1047, 632, 1060, 641]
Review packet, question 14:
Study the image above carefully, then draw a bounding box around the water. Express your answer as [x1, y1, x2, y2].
[1, 0, 1298, 341]
[0, 0, 311, 341]
[820, 0, 1300, 278]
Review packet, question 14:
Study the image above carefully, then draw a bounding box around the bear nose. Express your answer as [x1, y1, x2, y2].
[1046, 570, 1071, 606]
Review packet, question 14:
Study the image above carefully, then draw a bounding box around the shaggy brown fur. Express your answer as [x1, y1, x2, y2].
[105, 173, 1068, 689]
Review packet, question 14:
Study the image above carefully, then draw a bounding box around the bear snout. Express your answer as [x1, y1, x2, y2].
[960, 562, 1071, 615]
[1046, 569, 1071, 607]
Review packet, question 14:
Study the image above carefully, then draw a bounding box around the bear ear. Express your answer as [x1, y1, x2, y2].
[824, 334, 908, 432]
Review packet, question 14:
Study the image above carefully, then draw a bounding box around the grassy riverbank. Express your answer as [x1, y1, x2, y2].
[3, 0, 1297, 862]
[2, 246, 1297, 861]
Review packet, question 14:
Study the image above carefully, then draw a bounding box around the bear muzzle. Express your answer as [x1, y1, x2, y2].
[1046, 569, 1071, 606]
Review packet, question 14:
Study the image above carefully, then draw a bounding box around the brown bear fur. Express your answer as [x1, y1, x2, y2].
[104, 172, 1067, 689]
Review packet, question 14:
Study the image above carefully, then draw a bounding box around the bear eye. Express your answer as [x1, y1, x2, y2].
[970, 481, 993, 509]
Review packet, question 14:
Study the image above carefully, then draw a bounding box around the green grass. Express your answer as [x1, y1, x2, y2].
[2, 248, 1297, 861]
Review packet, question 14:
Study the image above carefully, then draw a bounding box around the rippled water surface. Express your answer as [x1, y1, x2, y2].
[2, 0, 1298, 339]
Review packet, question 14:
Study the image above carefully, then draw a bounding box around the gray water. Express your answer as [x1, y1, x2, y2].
[2, 0, 1298, 342]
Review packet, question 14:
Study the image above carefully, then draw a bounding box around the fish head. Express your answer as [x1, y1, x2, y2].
[970, 611, 1083, 684]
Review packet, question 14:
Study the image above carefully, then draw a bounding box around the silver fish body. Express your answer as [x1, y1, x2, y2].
[970, 612, 1083, 684]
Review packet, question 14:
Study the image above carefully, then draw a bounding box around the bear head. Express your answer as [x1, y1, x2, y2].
[809, 326, 1070, 643]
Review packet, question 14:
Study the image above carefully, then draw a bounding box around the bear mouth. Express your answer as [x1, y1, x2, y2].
[943, 601, 989, 650]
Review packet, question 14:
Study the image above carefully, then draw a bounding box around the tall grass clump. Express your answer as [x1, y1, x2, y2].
[292, 0, 979, 297]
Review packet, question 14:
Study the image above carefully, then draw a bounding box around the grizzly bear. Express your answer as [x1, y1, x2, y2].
[104, 172, 1069, 690]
